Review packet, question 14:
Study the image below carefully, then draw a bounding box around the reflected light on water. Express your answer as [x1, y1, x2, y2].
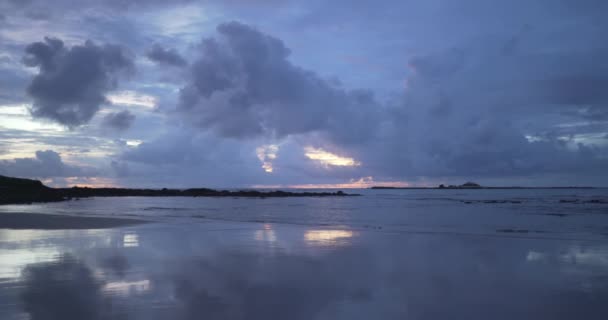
[254, 224, 277, 243]
[560, 246, 608, 267]
[123, 233, 139, 247]
[0, 248, 60, 279]
[527, 247, 608, 268]
[0, 229, 112, 279]
[304, 230, 355, 246]
[103, 279, 151, 296]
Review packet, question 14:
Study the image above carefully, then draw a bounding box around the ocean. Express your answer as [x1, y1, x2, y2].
[1, 188, 607, 319]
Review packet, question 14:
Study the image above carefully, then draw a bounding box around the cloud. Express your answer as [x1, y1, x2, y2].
[0, 150, 96, 178]
[177, 21, 380, 143]
[118, 130, 370, 187]
[146, 44, 187, 67]
[24, 9, 52, 21]
[0, 68, 29, 105]
[345, 29, 608, 181]
[102, 110, 136, 131]
[121, 130, 207, 166]
[2, 2, 608, 186]
[110, 160, 130, 177]
[119, 18, 608, 186]
[23, 37, 133, 127]
[2, 0, 196, 12]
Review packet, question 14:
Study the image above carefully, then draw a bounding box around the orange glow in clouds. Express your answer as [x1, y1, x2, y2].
[252, 176, 411, 189]
[304, 147, 360, 167]
[41, 177, 120, 188]
[256, 144, 279, 173]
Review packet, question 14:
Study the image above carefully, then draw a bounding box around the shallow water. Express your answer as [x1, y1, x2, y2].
[2, 188, 608, 239]
[1, 189, 608, 319]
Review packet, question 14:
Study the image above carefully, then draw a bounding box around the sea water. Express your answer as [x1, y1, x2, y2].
[0, 189, 607, 319]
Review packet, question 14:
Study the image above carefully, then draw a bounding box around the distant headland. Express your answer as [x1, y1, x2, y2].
[371, 182, 596, 190]
[0, 175, 356, 205]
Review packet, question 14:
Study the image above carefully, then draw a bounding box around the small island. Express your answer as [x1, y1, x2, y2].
[371, 182, 483, 190]
[0, 175, 356, 205]
[439, 182, 482, 189]
[371, 182, 595, 190]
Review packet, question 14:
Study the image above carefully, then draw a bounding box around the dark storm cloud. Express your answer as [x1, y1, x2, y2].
[403, 45, 608, 115]
[347, 29, 608, 180]
[2, 0, 607, 186]
[102, 110, 136, 130]
[146, 44, 187, 67]
[23, 37, 133, 127]
[0, 150, 96, 178]
[123, 14, 608, 185]
[177, 21, 379, 143]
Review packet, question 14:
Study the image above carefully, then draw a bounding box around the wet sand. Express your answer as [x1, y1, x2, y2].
[1, 220, 607, 320]
[0, 212, 149, 229]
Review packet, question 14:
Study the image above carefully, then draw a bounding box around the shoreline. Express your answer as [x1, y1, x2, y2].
[0, 175, 358, 206]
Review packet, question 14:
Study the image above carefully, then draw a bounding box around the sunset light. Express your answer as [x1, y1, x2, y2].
[107, 91, 157, 109]
[256, 144, 279, 173]
[0, 1, 606, 318]
[304, 147, 360, 167]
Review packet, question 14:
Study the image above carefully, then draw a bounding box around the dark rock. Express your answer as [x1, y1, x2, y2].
[0, 175, 64, 205]
[461, 182, 481, 188]
[496, 228, 530, 234]
[586, 199, 608, 204]
[547, 213, 568, 217]
[0, 175, 358, 205]
[559, 199, 580, 203]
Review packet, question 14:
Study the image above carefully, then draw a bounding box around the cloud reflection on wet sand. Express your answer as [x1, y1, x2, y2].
[2, 223, 608, 320]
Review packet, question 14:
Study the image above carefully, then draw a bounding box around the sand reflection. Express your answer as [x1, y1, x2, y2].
[254, 223, 277, 243]
[304, 229, 356, 246]
[123, 232, 139, 247]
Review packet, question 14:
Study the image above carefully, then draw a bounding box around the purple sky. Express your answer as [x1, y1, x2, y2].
[0, 0, 607, 187]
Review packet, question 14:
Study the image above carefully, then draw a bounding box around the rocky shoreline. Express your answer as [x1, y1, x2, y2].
[0, 175, 357, 205]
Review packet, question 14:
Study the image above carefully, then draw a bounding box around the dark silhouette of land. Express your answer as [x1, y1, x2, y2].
[371, 181, 596, 190]
[0, 175, 65, 204]
[0, 175, 355, 205]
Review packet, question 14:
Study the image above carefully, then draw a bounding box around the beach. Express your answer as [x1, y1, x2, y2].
[1, 189, 608, 319]
[1, 1, 606, 318]
[0, 212, 148, 230]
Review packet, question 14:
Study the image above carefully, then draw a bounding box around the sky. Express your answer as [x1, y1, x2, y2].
[0, 0, 607, 188]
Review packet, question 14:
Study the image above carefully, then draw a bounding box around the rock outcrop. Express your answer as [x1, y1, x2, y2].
[0, 175, 356, 205]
